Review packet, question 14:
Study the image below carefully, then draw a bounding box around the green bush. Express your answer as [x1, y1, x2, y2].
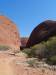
[0, 45, 10, 51]
[41, 36, 56, 65]
[43, 36, 56, 57]
[22, 36, 56, 65]
[22, 48, 32, 57]
[22, 43, 47, 58]
[46, 55, 56, 65]
[31, 43, 47, 59]
[27, 59, 35, 67]
[26, 58, 38, 67]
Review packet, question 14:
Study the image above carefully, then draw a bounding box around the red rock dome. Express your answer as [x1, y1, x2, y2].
[20, 37, 28, 49]
[26, 20, 56, 47]
[0, 16, 20, 50]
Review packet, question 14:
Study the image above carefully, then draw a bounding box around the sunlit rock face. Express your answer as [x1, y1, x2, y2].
[0, 16, 20, 50]
[26, 20, 56, 47]
[20, 37, 28, 49]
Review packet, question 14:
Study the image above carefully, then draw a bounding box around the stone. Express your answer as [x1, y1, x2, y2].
[0, 15, 20, 50]
[20, 37, 28, 49]
[26, 20, 56, 47]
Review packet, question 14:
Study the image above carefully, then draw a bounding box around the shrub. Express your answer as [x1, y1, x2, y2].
[22, 43, 47, 58]
[46, 55, 56, 65]
[22, 48, 32, 57]
[42, 36, 56, 65]
[0, 45, 10, 51]
[26, 58, 38, 67]
[31, 43, 47, 59]
[22, 36, 56, 65]
[43, 36, 56, 57]
[27, 59, 35, 67]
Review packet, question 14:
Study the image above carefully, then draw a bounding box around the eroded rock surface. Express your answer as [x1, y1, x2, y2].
[0, 16, 20, 50]
[20, 37, 28, 49]
[26, 20, 56, 47]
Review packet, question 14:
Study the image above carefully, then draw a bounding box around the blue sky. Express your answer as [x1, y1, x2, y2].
[0, 0, 56, 37]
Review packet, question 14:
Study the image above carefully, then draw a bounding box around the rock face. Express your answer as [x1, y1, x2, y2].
[20, 37, 28, 49]
[0, 16, 20, 50]
[26, 20, 56, 47]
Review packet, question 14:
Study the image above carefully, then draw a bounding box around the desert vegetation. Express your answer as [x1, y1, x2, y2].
[0, 45, 10, 51]
[22, 36, 56, 65]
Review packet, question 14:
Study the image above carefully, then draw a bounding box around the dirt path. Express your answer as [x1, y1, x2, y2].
[0, 52, 56, 75]
[0, 53, 16, 75]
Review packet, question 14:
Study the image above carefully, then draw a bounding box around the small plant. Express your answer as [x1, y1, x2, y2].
[22, 48, 32, 57]
[26, 58, 38, 67]
[47, 55, 56, 65]
[0, 45, 10, 51]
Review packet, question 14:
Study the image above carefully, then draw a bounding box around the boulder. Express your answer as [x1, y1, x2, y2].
[26, 20, 56, 47]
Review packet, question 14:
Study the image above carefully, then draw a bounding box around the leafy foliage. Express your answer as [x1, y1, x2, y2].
[22, 48, 32, 57]
[31, 43, 47, 59]
[46, 56, 56, 65]
[22, 36, 56, 65]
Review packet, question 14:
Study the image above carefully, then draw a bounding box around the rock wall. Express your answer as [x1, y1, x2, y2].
[26, 20, 56, 47]
[20, 37, 28, 49]
[0, 16, 20, 50]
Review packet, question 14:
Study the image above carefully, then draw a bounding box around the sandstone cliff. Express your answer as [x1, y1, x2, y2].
[0, 16, 20, 50]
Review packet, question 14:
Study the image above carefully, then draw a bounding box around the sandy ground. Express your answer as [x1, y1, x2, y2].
[0, 51, 56, 75]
